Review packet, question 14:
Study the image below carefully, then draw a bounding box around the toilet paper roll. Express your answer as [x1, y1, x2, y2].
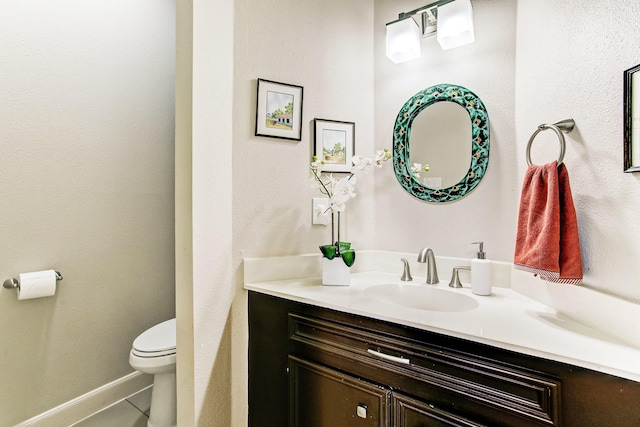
[17, 270, 57, 300]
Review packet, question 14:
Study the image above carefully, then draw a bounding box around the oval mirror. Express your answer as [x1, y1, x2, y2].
[393, 84, 490, 203]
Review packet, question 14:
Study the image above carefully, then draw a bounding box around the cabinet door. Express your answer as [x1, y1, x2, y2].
[392, 393, 486, 427]
[289, 356, 390, 427]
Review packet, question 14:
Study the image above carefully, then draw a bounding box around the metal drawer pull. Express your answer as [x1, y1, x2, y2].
[367, 349, 410, 365]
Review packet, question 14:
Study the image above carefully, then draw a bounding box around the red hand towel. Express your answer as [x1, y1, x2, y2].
[514, 161, 583, 284]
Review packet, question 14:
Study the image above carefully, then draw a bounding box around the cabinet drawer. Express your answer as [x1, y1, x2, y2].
[289, 313, 560, 426]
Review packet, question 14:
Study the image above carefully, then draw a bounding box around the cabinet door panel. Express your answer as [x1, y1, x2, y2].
[289, 356, 390, 427]
[393, 393, 485, 427]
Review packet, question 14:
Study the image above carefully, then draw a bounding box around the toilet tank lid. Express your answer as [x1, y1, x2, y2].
[133, 318, 176, 353]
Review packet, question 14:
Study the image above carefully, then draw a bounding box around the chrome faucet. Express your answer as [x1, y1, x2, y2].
[417, 248, 439, 284]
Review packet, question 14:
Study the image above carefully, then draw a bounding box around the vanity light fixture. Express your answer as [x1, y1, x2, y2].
[385, 15, 422, 64]
[385, 0, 475, 63]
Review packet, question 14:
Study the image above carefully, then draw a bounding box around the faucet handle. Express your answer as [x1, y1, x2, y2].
[400, 258, 413, 281]
[449, 266, 471, 288]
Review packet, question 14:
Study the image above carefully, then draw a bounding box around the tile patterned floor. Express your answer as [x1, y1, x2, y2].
[71, 387, 151, 427]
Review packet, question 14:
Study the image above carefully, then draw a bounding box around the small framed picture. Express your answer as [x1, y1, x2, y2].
[314, 119, 355, 173]
[255, 78, 304, 141]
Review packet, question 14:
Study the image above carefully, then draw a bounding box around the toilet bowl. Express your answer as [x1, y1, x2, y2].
[129, 318, 176, 427]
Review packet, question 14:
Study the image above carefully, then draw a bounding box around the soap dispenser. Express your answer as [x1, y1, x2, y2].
[471, 241, 492, 296]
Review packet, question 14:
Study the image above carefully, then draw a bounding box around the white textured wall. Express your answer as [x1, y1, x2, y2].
[175, 0, 235, 424]
[515, 0, 640, 301]
[374, 0, 518, 261]
[233, 0, 376, 259]
[0, 1, 175, 425]
[175, 0, 195, 424]
[231, 0, 375, 425]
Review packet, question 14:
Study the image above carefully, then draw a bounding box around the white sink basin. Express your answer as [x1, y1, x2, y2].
[365, 283, 479, 312]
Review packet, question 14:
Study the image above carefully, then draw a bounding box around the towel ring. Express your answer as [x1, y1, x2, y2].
[526, 119, 575, 167]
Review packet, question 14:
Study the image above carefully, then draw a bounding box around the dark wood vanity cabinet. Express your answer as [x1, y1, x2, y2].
[248, 292, 640, 427]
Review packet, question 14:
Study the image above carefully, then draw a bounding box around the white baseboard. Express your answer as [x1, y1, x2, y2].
[15, 371, 153, 427]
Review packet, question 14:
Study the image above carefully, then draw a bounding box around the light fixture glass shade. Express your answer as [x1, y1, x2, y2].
[437, 0, 475, 50]
[386, 17, 421, 63]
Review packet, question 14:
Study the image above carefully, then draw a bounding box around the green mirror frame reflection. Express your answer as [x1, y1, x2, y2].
[392, 84, 490, 203]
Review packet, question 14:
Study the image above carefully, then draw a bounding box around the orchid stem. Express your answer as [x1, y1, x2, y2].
[311, 168, 331, 196]
[331, 212, 335, 248]
[336, 212, 341, 256]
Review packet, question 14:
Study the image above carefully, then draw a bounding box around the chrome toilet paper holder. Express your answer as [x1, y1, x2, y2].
[3, 271, 63, 290]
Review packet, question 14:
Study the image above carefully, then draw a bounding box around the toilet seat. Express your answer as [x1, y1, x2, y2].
[132, 347, 176, 358]
[132, 318, 176, 358]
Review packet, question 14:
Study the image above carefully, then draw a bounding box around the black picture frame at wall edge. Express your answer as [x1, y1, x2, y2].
[623, 64, 640, 172]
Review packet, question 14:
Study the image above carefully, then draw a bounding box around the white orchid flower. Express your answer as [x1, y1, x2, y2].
[374, 149, 392, 167]
[329, 198, 346, 212]
[411, 163, 422, 179]
[323, 173, 339, 193]
[333, 177, 356, 202]
[351, 155, 373, 175]
[309, 153, 388, 223]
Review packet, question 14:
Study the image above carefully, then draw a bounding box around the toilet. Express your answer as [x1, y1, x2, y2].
[129, 318, 176, 427]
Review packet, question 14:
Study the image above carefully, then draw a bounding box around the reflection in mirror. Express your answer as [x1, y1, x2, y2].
[624, 64, 640, 172]
[393, 84, 489, 203]
[409, 102, 471, 189]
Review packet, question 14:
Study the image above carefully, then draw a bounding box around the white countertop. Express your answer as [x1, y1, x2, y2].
[245, 270, 640, 382]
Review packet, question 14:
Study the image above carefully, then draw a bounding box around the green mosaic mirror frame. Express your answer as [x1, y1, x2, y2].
[393, 84, 490, 203]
